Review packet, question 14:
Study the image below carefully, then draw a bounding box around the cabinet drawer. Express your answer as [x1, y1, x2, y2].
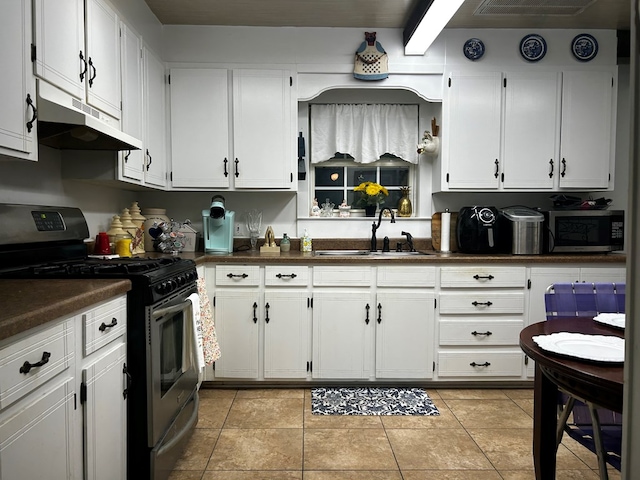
[377, 266, 436, 287]
[313, 266, 372, 286]
[440, 266, 526, 288]
[215, 265, 260, 286]
[83, 295, 127, 356]
[0, 319, 74, 410]
[439, 292, 524, 314]
[439, 320, 523, 346]
[264, 266, 309, 286]
[438, 351, 523, 377]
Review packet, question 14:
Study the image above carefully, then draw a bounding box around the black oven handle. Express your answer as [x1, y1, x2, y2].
[152, 298, 193, 320]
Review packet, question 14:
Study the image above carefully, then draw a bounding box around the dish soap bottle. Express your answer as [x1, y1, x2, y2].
[302, 229, 312, 252]
[280, 233, 291, 252]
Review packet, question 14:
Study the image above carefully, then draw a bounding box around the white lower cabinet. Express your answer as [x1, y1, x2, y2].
[212, 265, 261, 379]
[0, 294, 127, 480]
[312, 289, 374, 379]
[437, 266, 526, 380]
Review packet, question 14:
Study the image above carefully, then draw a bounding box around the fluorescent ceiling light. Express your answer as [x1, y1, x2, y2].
[404, 0, 465, 55]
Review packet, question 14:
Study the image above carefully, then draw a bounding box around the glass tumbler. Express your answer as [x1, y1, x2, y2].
[245, 209, 262, 250]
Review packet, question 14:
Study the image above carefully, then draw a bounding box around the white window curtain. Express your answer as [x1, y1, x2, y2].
[310, 104, 419, 164]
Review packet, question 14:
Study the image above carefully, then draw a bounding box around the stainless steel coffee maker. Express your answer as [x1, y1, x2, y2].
[202, 195, 235, 254]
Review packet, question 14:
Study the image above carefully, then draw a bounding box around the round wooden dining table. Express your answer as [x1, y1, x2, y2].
[519, 317, 624, 480]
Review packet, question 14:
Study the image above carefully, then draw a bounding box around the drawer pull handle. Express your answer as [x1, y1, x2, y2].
[276, 273, 297, 279]
[99, 318, 118, 332]
[471, 301, 493, 307]
[471, 330, 493, 336]
[470, 361, 491, 367]
[227, 273, 249, 278]
[473, 274, 494, 280]
[265, 303, 270, 323]
[365, 303, 370, 325]
[19, 351, 51, 374]
[377, 303, 382, 324]
[253, 302, 258, 324]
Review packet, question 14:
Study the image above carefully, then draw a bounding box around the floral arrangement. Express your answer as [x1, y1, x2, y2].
[354, 181, 388, 207]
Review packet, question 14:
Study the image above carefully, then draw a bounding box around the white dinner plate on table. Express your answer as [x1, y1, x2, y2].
[532, 332, 624, 363]
[593, 313, 626, 329]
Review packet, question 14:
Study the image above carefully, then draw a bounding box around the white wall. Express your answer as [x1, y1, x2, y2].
[0, 147, 137, 237]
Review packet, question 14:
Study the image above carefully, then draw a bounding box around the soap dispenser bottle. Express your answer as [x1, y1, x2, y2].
[302, 229, 312, 252]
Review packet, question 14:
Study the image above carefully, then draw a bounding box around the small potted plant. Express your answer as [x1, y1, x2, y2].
[354, 181, 388, 217]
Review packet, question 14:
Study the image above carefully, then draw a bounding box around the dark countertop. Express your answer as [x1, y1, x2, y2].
[177, 250, 626, 266]
[173, 237, 626, 265]
[0, 279, 131, 343]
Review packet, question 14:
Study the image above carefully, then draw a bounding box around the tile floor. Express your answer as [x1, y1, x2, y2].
[168, 387, 621, 480]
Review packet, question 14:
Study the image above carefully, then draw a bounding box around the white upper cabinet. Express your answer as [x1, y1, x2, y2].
[143, 46, 168, 189]
[84, 0, 121, 119]
[170, 68, 230, 189]
[440, 68, 616, 192]
[502, 72, 561, 189]
[559, 70, 615, 189]
[232, 69, 294, 189]
[32, 0, 121, 120]
[0, 0, 37, 161]
[168, 68, 295, 190]
[443, 71, 503, 190]
[119, 22, 144, 184]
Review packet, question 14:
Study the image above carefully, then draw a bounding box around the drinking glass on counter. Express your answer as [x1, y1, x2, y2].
[245, 209, 262, 250]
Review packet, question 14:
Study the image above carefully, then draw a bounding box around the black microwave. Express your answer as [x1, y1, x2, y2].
[543, 210, 624, 253]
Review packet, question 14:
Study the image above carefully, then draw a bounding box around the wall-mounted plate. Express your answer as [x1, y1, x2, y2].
[463, 38, 485, 61]
[571, 33, 598, 62]
[520, 34, 547, 62]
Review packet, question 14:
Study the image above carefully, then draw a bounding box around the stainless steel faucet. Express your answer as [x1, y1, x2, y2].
[370, 207, 396, 252]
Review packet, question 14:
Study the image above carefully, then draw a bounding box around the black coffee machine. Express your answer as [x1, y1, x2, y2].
[456, 206, 505, 254]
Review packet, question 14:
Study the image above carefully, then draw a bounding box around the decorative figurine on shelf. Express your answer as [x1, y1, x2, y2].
[320, 198, 335, 217]
[354, 31, 389, 81]
[265, 226, 276, 247]
[339, 199, 351, 217]
[310, 198, 321, 217]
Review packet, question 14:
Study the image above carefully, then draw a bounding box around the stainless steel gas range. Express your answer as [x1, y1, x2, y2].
[0, 203, 199, 480]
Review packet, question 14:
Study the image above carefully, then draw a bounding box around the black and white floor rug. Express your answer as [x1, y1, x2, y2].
[311, 387, 440, 416]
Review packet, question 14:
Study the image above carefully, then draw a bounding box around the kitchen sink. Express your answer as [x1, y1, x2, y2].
[314, 250, 371, 256]
[313, 250, 436, 257]
[369, 251, 433, 256]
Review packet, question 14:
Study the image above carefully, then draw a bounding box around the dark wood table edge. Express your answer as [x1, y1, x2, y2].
[519, 318, 625, 480]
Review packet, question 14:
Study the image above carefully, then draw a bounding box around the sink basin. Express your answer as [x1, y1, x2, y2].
[314, 250, 371, 256]
[369, 251, 432, 256]
[313, 250, 436, 257]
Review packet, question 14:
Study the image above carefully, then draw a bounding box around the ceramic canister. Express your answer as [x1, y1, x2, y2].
[142, 208, 170, 252]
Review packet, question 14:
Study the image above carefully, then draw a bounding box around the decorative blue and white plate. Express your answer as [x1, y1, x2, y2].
[520, 34, 547, 62]
[571, 33, 598, 62]
[463, 38, 485, 61]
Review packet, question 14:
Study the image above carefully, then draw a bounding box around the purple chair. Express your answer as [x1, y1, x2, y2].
[544, 282, 624, 479]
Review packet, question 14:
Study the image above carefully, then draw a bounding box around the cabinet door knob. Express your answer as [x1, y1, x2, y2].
[19, 351, 51, 374]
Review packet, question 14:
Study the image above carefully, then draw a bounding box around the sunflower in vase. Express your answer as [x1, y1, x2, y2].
[354, 181, 389, 213]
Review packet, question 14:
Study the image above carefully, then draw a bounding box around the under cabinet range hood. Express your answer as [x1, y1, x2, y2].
[36, 80, 142, 151]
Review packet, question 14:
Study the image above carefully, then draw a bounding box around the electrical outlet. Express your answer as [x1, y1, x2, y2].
[235, 223, 241, 235]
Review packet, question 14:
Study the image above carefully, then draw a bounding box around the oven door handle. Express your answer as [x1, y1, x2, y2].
[152, 298, 193, 320]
